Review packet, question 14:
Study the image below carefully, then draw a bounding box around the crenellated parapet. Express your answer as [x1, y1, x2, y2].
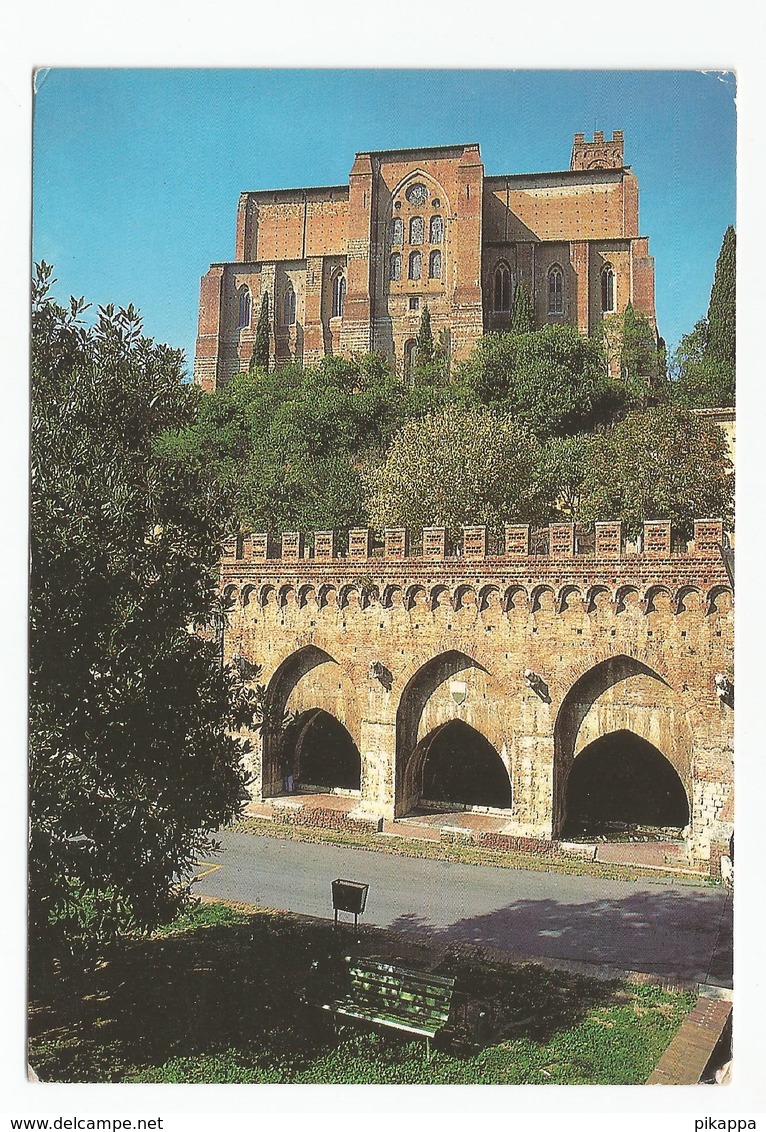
[220, 518, 733, 866]
[220, 520, 733, 616]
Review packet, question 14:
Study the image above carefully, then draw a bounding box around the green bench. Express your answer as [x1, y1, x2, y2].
[320, 957, 457, 1060]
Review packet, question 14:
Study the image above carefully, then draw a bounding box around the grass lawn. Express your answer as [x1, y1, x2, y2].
[236, 815, 716, 887]
[28, 901, 695, 1086]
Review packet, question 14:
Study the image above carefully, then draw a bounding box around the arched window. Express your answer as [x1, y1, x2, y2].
[403, 339, 417, 385]
[429, 215, 444, 243]
[548, 266, 563, 315]
[332, 274, 346, 319]
[238, 286, 251, 329]
[408, 251, 422, 281]
[283, 286, 296, 326]
[389, 252, 402, 282]
[601, 264, 615, 313]
[493, 264, 511, 312]
[429, 249, 442, 280]
[390, 217, 404, 245]
[409, 216, 424, 245]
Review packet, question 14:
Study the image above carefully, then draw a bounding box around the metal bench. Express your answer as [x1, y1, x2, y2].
[321, 957, 456, 1060]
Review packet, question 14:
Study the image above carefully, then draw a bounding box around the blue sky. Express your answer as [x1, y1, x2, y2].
[32, 69, 736, 371]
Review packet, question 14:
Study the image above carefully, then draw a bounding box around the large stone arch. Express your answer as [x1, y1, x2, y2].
[553, 654, 694, 838]
[394, 649, 509, 816]
[281, 708, 362, 794]
[407, 719, 512, 813]
[262, 645, 362, 797]
[561, 730, 690, 838]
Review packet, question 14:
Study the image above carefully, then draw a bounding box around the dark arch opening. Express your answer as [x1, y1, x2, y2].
[283, 709, 361, 792]
[420, 720, 511, 810]
[562, 730, 689, 839]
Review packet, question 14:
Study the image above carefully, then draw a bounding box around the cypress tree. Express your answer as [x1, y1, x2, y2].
[510, 281, 535, 334]
[415, 304, 434, 368]
[672, 227, 736, 408]
[620, 301, 658, 382]
[705, 226, 736, 370]
[251, 292, 270, 374]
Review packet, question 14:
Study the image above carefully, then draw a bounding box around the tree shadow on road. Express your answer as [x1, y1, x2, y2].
[386, 886, 732, 987]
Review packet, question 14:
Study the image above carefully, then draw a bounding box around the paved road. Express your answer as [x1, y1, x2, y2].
[193, 829, 732, 987]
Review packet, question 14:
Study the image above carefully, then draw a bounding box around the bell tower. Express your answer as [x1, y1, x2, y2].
[570, 129, 624, 171]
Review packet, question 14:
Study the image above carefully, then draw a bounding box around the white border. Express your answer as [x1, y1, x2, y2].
[4, 1, 764, 1124]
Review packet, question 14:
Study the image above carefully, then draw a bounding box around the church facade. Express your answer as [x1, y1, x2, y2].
[193, 131, 657, 390]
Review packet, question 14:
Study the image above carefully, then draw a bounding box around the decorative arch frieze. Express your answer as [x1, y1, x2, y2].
[503, 584, 529, 612]
[614, 585, 639, 614]
[453, 584, 477, 611]
[644, 584, 672, 614]
[318, 584, 337, 608]
[222, 583, 239, 608]
[478, 584, 501, 612]
[405, 584, 428, 611]
[585, 584, 611, 613]
[259, 583, 276, 607]
[557, 584, 583, 614]
[675, 585, 702, 615]
[277, 583, 294, 608]
[381, 583, 402, 609]
[297, 584, 317, 609]
[338, 584, 362, 610]
[531, 584, 556, 613]
[706, 584, 733, 616]
[428, 584, 451, 612]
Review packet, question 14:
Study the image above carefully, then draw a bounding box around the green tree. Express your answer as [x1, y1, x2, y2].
[434, 325, 451, 380]
[459, 324, 628, 436]
[415, 304, 434, 366]
[538, 434, 595, 519]
[672, 227, 736, 408]
[367, 406, 547, 542]
[578, 405, 734, 539]
[164, 353, 430, 534]
[250, 292, 270, 374]
[30, 264, 258, 955]
[593, 303, 661, 390]
[509, 280, 535, 334]
[706, 225, 736, 370]
[619, 302, 660, 384]
[672, 318, 735, 408]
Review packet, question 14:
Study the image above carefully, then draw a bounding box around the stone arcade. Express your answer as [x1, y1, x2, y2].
[219, 520, 733, 873]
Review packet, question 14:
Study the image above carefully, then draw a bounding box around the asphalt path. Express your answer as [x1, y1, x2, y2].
[193, 828, 732, 987]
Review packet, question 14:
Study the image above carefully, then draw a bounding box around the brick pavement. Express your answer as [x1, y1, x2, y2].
[244, 795, 709, 872]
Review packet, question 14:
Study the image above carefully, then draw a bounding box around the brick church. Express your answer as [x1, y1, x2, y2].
[193, 130, 657, 390]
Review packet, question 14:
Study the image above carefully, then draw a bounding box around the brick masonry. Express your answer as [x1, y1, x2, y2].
[272, 803, 384, 835]
[193, 132, 656, 388]
[646, 997, 732, 1084]
[220, 521, 734, 872]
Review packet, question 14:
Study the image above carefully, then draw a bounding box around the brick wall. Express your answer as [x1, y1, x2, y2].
[194, 133, 657, 387]
[273, 803, 383, 835]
